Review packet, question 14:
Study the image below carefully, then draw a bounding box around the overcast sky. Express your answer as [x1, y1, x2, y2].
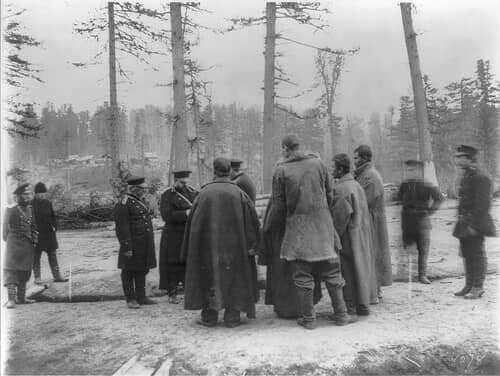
[5, 0, 500, 119]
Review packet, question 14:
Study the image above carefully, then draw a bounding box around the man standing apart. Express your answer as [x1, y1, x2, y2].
[331, 154, 376, 317]
[230, 159, 256, 203]
[32, 182, 68, 284]
[114, 176, 157, 308]
[453, 145, 496, 299]
[398, 160, 443, 284]
[354, 145, 392, 299]
[182, 158, 260, 328]
[159, 170, 198, 303]
[3, 184, 38, 308]
[269, 135, 352, 329]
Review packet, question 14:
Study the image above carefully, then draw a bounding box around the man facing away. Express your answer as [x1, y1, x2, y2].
[230, 159, 257, 203]
[453, 145, 496, 299]
[182, 158, 260, 328]
[268, 134, 354, 329]
[353, 144, 392, 300]
[159, 170, 198, 303]
[331, 153, 377, 317]
[32, 182, 68, 284]
[114, 176, 157, 308]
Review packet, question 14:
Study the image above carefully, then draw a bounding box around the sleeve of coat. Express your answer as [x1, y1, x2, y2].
[180, 198, 198, 261]
[362, 180, 377, 211]
[242, 193, 261, 251]
[428, 185, 444, 214]
[167, 200, 189, 223]
[50, 201, 58, 231]
[332, 192, 353, 238]
[267, 168, 286, 232]
[323, 163, 334, 209]
[471, 175, 492, 231]
[2, 208, 11, 242]
[114, 203, 132, 253]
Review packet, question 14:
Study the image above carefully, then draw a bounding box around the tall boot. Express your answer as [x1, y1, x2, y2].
[455, 257, 472, 296]
[48, 252, 68, 282]
[418, 249, 431, 284]
[17, 282, 35, 304]
[296, 287, 316, 329]
[465, 253, 486, 299]
[33, 249, 42, 284]
[327, 286, 356, 326]
[121, 271, 139, 308]
[6, 284, 17, 309]
[136, 273, 157, 305]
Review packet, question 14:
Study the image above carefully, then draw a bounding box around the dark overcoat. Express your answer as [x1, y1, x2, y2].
[32, 197, 58, 252]
[354, 162, 393, 287]
[159, 185, 197, 288]
[181, 178, 260, 317]
[232, 172, 257, 203]
[331, 173, 377, 307]
[3, 205, 37, 271]
[453, 167, 496, 238]
[114, 193, 157, 271]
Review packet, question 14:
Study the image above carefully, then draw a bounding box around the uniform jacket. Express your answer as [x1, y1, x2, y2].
[3, 204, 37, 271]
[114, 193, 157, 271]
[32, 197, 59, 252]
[398, 178, 444, 232]
[354, 162, 392, 286]
[453, 167, 496, 238]
[232, 172, 257, 203]
[269, 153, 339, 262]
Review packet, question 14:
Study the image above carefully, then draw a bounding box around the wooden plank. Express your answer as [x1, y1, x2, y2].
[113, 355, 156, 376]
[154, 358, 173, 376]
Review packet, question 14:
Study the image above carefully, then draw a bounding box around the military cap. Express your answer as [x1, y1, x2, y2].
[455, 145, 478, 159]
[405, 159, 424, 167]
[230, 159, 243, 168]
[127, 175, 146, 186]
[281, 134, 300, 149]
[213, 157, 231, 174]
[34, 182, 47, 193]
[13, 183, 30, 195]
[173, 170, 192, 179]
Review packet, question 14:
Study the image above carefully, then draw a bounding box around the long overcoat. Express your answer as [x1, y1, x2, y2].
[453, 167, 496, 239]
[114, 194, 157, 271]
[331, 173, 377, 308]
[32, 197, 58, 252]
[3, 205, 37, 271]
[269, 153, 339, 262]
[354, 162, 393, 287]
[232, 172, 257, 203]
[181, 178, 260, 317]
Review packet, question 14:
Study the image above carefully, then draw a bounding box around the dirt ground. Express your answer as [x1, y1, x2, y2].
[2, 202, 500, 375]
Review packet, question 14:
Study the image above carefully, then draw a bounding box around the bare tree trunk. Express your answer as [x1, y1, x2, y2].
[400, 3, 437, 185]
[108, 2, 120, 180]
[263, 2, 276, 193]
[170, 2, 188, 171]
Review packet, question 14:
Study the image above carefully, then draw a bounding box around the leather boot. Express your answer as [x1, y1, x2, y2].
[296, 287, 315, 329]
[48, 252, 68, 282]
[6, 284, 17, 309]
[455, 258, 472, 296]
[465, 254, 486, 299]
[418, 249, 431, 284]
[17, 283, 35, 304]
[33, 250, 42, 285]
[328, 286, 356, 326]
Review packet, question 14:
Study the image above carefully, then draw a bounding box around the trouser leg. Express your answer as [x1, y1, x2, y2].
[17, 271, 32, 303]
[320, 260, 348, 319]
[48, 251, 67, 281]
[33, 248, 42, 281]
[290, 261, 315, 323]
[416, 230, 431, 283]
[7, 284, 17, 302]
[471, 237, 486, 289]
[134, 271, 147, 301]
[121, 270, 135, 301]
[340, 244, 357, 314]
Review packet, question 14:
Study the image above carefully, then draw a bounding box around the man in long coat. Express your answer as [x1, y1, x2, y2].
[3, 183, 38, 308]
[32, 182, 68, 284]
[230, 159, 256, 203]
[159, 170, 198, 303]
[453, 145, 496, 299]
[354, 145, 392, 300]
[398, 160, 444, 284]
[331, 154, 377, 316]
[182, 158, 260, 328]
[114, 176, 157, 308]
[269, 134, 353, 329]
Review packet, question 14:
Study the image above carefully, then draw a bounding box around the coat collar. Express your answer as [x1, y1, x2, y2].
[282, 152, 310, 164]
[338, 173, 355, 183]
[354, 162, 371, 177]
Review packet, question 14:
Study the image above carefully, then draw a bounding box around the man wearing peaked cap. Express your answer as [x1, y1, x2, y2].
[398, 160, 444, 284]
[230, 159, 256, 203]
[32, 182, 68, 284]
[3, 183, 37, 308]
[114, 175, 157, 308]
[453, 144, 496, 299]
[159, 169, 198, 303]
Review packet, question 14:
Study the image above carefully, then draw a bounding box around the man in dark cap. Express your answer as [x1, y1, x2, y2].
[354, 144, 392, 300]
[268, 134, 353, 329]
[3, 183, 38, 308]
[159, 169, 198, 303]
[398, 160, 444, 284]
[453, 145, 496, 299]
[230, 159, 256, 203]
[32, 182, 68, 284]
[182, 157, 260, 328]
[114, 176, 157, 308]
